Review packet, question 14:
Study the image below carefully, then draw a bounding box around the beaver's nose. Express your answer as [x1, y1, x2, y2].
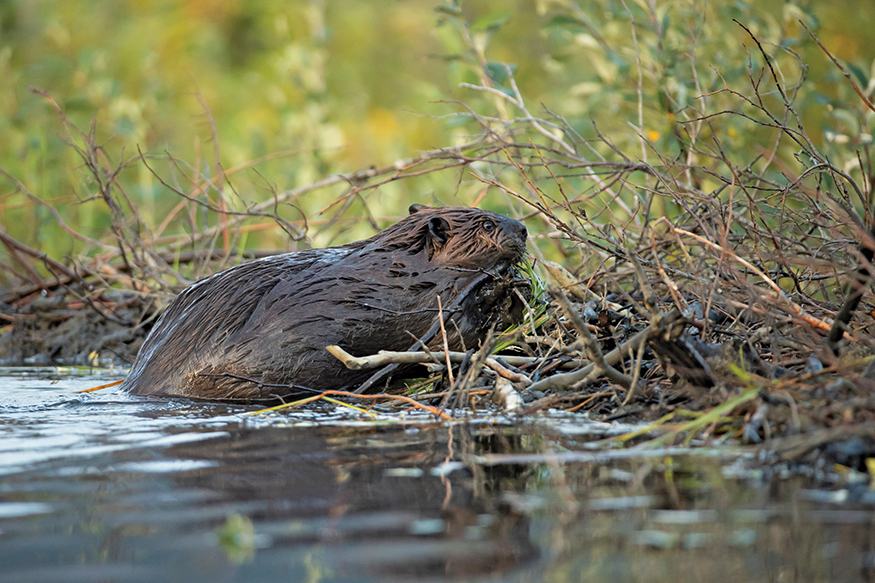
[516, 222, 528, 239]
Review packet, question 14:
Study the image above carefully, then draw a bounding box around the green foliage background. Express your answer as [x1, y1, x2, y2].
[1, 0, 874, 288]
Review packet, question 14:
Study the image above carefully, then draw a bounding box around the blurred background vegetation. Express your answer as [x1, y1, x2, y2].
[1, 0, 874, 292]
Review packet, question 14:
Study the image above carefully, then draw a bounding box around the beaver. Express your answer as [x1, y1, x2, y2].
[122, 205, 530, 400]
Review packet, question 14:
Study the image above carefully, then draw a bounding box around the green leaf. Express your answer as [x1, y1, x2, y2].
[473, 11, 510, 33]
[848, 62, 869, 88]
[483, 61, 517, 95]
[546, 15, 584, 29]
[435, 2, 462, 17]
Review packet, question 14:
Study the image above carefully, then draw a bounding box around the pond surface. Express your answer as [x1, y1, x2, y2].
[0, 368, 873, 583]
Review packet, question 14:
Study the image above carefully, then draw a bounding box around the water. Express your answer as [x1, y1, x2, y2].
[0, 368, 873, 582]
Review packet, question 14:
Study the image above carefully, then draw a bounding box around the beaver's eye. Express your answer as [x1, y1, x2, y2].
[483, 220, 496, 232]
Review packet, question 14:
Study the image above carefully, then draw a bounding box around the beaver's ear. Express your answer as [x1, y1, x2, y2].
[409, 204, 428, 214]
[428, 216, 450, 245]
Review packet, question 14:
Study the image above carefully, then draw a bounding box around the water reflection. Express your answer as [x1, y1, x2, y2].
[160, 423, 538, 579]
[0, 370, 874, 582]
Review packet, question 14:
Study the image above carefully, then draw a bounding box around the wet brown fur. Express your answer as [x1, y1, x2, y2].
[122, 206, 529, 400]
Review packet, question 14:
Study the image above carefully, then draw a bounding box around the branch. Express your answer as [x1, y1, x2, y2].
[799, 20, 875, 114]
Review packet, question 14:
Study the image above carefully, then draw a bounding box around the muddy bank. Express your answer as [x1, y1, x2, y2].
[0, 289, 155, 367]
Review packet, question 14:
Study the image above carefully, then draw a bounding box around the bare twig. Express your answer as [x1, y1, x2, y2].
[799, 20, 875, 114]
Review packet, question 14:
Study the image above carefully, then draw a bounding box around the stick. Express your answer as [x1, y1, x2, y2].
[437, 295, 454, 385]
[326, 345, 578, 375]
[525, 318, 658, 393]
[247, 389, 454, 421]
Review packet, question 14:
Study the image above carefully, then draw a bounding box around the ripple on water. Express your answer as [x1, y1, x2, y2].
[1, 367, 873, 583]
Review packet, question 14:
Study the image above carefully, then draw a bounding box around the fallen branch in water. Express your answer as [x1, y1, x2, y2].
[78, 379, 124, 393]
[247, 389, 454, 420]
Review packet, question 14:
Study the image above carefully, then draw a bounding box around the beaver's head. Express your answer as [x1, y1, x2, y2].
[374, 205, 528, 270]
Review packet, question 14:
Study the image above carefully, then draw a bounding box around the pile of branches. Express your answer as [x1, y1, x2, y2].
[2, 25, 875, 465]
[258, 26, 875, 465]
